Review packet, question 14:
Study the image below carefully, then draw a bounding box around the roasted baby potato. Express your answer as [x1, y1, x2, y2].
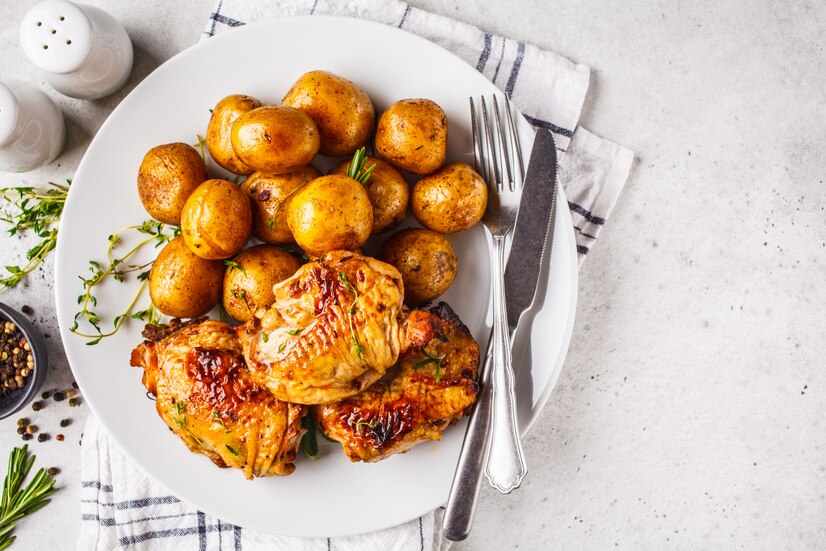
[331, 156, 408, 234]
[222, 245, 302, 323]
[241, 166, 320, 244]
[137, 142, 207, 225]
[287, 174, 373, 257]
[282, 70, 375, 157]
[374, 98, 447, 175]
[376, 228, 457, 306]
[230, 106, 320, 174]
[411, 162, 487, 234]
[181, 179, 252, 260]
[206, 94, 262, 175]
[149, 236, 224, 318]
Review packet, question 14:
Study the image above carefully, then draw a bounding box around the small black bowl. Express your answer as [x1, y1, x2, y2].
[0, 302, 48, 420]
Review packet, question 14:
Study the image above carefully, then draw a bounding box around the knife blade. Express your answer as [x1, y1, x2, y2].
[443, 127, 559, 541]
[505, 128, 558, 332]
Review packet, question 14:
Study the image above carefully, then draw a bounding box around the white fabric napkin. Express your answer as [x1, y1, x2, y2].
[79, 1, 635, 549]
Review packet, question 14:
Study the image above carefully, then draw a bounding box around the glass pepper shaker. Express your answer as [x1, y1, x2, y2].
[19, 0, 133, 100]
[0, 80, 65, 173]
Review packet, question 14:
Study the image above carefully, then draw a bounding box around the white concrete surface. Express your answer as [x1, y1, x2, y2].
[1, 0, 824, 549]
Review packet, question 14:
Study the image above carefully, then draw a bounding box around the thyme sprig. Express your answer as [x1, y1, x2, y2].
[70, 220, 177, 345]
[345, 147, 376, 185]
[338, 272, 363, 360]
[0, 445, 58, 550]
[0, 181, 70, 291]
[412, 348, 446, 383]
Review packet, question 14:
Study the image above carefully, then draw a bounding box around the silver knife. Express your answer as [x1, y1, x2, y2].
[443, 128, 558, 541]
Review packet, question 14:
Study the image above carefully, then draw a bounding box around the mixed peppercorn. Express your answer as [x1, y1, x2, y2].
[0, 320, 34, 396]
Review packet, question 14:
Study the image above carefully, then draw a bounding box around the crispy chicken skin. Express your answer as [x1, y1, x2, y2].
[237, 251, 436, 405]
[130, 318, 304, 479]
[313, 302, 479, 462]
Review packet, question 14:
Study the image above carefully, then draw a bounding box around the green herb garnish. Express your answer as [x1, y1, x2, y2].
[0, 445, 59, 550]
[353, 418, 379, 434]
[193, 134, 207, 164]
[224, 259, 245, 274]
[225, 445, 239, 456]
[412, 348, 446, 383]
[287, 328, 301, 336]
[0, 181, 69, 291]
[301, 416, 319, 461]
[172, 401, 187, 428]
[261, 333, 269, 343]
[212, 411, 229, 433]
[338, 272, 363, 360]
[71, 220, 175, 344]
[277, 341, 286, 353]
[345, 147, 376, 185]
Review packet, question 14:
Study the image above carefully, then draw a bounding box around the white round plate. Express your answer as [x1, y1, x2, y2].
[55, 16, 578, 537]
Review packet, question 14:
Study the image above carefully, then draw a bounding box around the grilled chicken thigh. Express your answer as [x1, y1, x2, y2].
[237, 251, 437, 405]
[314, 302, 479, 462]
[131, 318, 304, 479]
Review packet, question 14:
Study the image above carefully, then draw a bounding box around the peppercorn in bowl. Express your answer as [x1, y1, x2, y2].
[0, 302, 47, 420]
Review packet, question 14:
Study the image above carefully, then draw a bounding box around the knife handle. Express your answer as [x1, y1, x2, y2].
[442, 340, 494, 542]
[485, 235, 527, 493]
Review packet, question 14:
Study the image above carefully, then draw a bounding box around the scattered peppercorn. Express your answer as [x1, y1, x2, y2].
[16, 418, 27, 427]
[37, 433, 49, 442]
[17, 427, 25, 435]
[69, 398, 80, 407]
[53, 391, 65, 402]
[46, 467, 59, 476]
[72, 381, 78, 389]
[26, 425, 37, 434]
[59, 418, 71, 428]
[56, 434, 64, 442]
[21, 433, 32, 441]
[41, 390, 51, 399]
[21, 305, 33, 315]
[66, 389, 76, 398]
[31, 401, 42, 411]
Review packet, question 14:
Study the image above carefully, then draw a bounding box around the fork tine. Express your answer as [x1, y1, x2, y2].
[480, 96, 501, 191]
[492, 96, 514, 191]
[504, 95, 525, 184]
[469, 97, 484, 180]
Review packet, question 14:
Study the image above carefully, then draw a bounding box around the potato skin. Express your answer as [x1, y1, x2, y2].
[282, 70, 375, 157]
[331, 157, 408, 234]
[222, 245, 302, 323]
[411, 162, 488, 234]
[206, 94, 262, 175]
[286, 174, 373, 257]
[137, 143, 207, 225]
[240, 166, 320, 244]
[376, 229, 457, 306]
[230, 106, 320, 174]
[374, 98, 447, 175]
[149, 236, 224, 318]
[181, 179, 252, 259]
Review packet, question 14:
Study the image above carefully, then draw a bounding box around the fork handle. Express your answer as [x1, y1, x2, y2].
[485, 234, 527, 493]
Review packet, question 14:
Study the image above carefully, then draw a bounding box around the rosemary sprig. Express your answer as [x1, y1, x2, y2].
[71, 220, 177, 345]
[345, 147, 376, 185]
[0, 445, 58, 550]
[412, 348, 446, 383]
[338, 272, 363, 360]
[0, 181, 70, 291]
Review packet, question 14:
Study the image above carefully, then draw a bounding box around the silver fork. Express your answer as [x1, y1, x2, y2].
[443, 95, 527, 541]
[472, 95, 528, 492]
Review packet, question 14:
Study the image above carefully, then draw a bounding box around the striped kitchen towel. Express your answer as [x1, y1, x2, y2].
[79, 1, 635, 550]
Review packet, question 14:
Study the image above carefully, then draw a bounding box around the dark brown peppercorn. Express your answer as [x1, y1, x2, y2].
[37, 433, 49, 442]
[17, 427, 25, 435]
[21, 433, 32, 441]
[21, 305, 33, 315]
[59, 418, 71, 428]
[41, 390, 51, 399]
[47, 467, 59, 476]
[72, 381, 78, 389]
[69, 398, 80, 407]
[31, 401, 42, 411]
[56, 434, 64, 442]
[53, 391, 65, 402]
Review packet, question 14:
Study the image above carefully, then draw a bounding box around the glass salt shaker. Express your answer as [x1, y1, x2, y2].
[19, 0, 133, 100]
[0, 80, 65, 173]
